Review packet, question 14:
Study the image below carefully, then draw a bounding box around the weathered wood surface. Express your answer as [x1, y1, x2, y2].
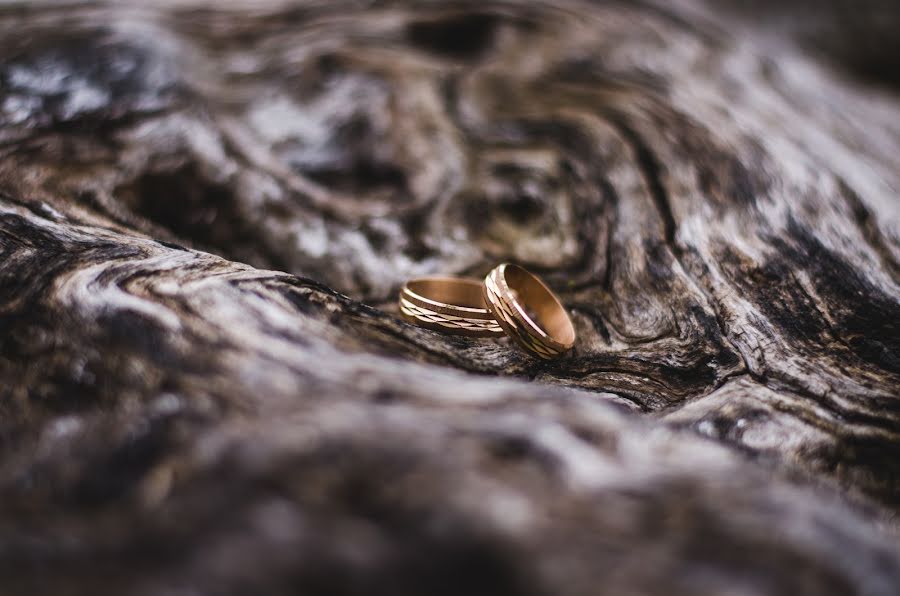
[0, 1, 899, 594]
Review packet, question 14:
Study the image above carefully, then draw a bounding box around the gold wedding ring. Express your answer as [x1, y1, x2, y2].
[483, 264, 576, 359]
[400, 277, 504, 338]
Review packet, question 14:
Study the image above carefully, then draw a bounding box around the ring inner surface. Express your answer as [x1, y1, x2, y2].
[505, 266, 576, 345]
[407, 278, 488, 309]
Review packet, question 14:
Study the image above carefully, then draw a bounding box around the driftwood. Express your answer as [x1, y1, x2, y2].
[1, 1, 899, 594]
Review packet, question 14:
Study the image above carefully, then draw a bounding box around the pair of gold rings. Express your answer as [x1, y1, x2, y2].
[399, 264, 576, 359]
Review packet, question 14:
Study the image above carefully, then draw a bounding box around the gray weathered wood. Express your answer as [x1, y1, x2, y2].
[1, 1, 899, 594]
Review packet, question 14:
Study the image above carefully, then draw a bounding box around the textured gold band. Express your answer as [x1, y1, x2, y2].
[483, 264, 576, 359]
[400, 277, 504, 338]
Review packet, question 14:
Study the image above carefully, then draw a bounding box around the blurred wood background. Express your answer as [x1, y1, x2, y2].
[0, 1, 898, 594]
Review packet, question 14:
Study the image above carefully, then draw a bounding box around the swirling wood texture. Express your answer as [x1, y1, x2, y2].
[1, 1, 899, 595]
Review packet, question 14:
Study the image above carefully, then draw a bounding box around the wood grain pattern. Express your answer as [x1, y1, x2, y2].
[0, 1, 898, 594]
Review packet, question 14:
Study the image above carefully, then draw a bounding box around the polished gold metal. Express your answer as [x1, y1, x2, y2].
[483, 264, 576, 359]
[400, 277, 504, 338]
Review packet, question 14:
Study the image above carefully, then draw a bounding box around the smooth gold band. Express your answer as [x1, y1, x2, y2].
[400, 277, 504, 338]
[483, 264, 576, 359]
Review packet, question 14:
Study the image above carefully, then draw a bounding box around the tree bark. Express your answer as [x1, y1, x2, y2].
[1, 1, 899, 595]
